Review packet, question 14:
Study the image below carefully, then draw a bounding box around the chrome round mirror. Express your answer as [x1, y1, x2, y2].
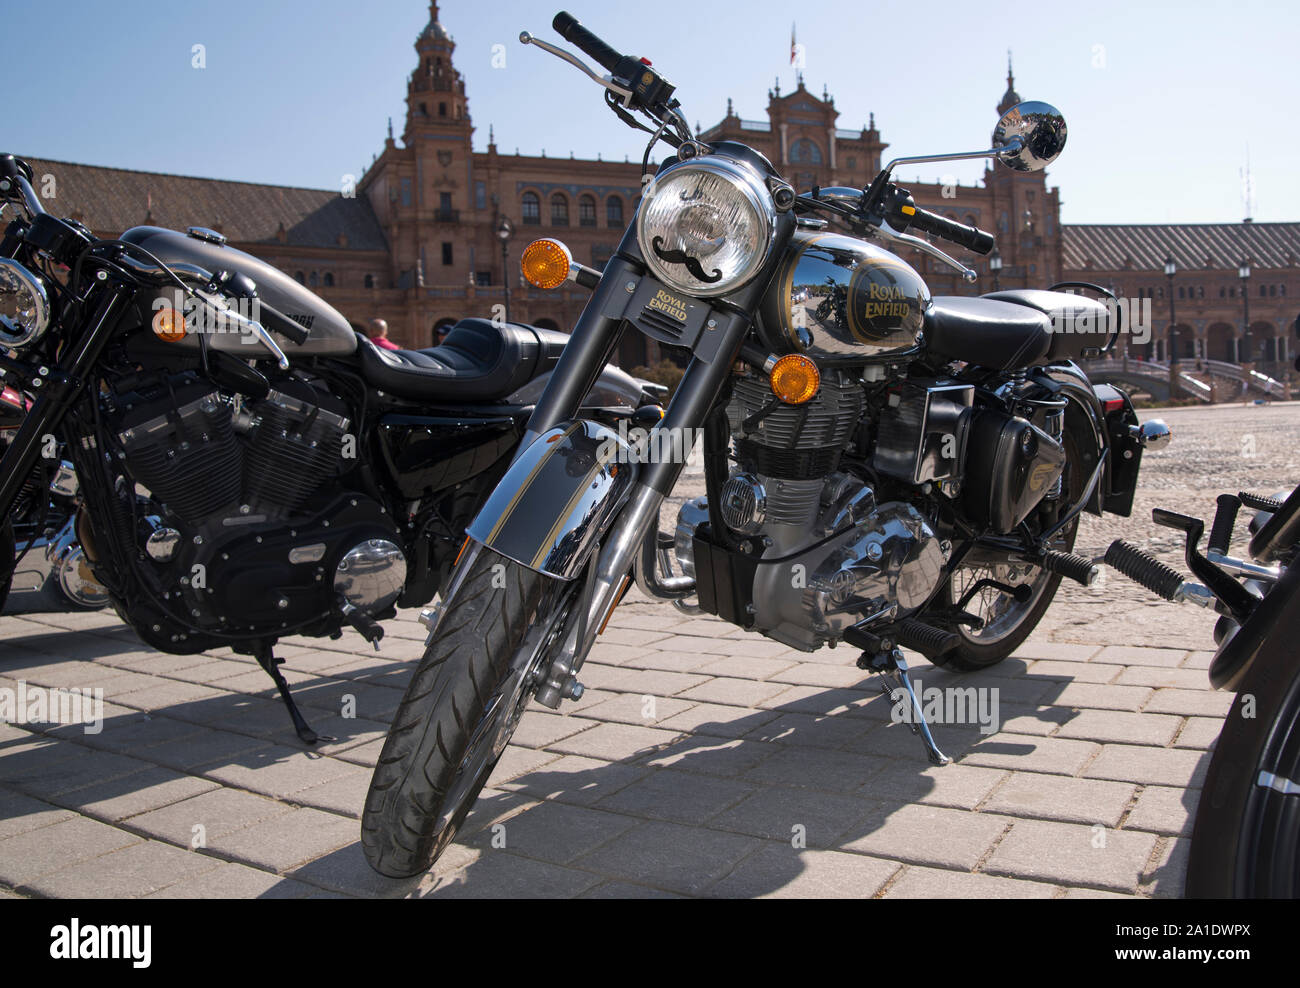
[992, 101, 1067, 172]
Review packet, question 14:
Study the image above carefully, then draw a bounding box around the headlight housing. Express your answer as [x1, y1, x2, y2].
[0, 258, 51, 349]
[637, 156, 776, 298]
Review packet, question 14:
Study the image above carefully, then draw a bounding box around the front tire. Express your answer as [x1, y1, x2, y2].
[361, 546, 551, 878]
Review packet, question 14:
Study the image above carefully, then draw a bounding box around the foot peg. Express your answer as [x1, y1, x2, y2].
[859, 647, 951, 766]
[254, 643, 335, 745]
[340, 600, 384, 651]
[1105, 540, 1184, 600]
[1038, 549, 1100, 586]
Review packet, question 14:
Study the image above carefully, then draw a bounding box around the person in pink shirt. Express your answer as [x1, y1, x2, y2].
[368, 318, 399, 351]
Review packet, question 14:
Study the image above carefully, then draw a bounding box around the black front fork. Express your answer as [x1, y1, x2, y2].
[0, 285, 130, 520]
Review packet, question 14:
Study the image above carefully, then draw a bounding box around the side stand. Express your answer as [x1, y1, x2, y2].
[860, 647, 950, 766]
[254, 643, 335, 746]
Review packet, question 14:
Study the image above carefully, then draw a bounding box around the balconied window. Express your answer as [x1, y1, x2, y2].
[521, 191, 540, 225]
[606, 196, 624, 228]
[551, 193, 569, 226]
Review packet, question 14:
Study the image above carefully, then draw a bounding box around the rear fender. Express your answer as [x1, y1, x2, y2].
[465, 420, 638, 579]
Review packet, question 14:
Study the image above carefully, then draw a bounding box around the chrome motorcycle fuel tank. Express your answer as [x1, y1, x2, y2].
[121, 226, 357, 357]
[757, 231, 930, 364]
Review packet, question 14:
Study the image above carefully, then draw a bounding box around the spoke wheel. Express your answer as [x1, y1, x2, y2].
[938, 432, 1083, 671]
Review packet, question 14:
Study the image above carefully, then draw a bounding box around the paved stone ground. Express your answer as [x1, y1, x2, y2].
[0, 403, 1292, 898]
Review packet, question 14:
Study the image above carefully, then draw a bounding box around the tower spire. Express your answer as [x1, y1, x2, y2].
[997, 50, 1021, 114]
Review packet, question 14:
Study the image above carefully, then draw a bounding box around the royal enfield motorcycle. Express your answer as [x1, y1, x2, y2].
[1106, 486, 1300, 897]
[360, 11, 1170, 877]
[0, 153, 655, 741]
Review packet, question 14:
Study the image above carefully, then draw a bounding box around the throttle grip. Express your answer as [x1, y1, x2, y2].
[257, 300, 310, 345]
[907, 207, 996, 255]
[553, 11, 624, 73]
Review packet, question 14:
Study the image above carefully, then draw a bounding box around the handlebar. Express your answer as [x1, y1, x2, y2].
[0, 155, 46, 218]
[256, 299, 311, 345]
[552, 11, 624, 74]
[906, 206, 995, 256]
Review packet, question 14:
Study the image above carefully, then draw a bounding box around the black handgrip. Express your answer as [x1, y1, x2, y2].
[553, 12, 624, 73]
[907, 207, 996, 256]
[1104, 540, 1184, 601]
[1207, 494, 1240, 555]
[257, 299, 310, 345]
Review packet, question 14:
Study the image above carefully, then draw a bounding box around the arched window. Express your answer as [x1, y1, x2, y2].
[551, 193, 569, 226]
[322, 272, 335, 287]
[309, 271, 319, 287]
[789, 138, 822, 164]
[606, 195, 624, 228]
[521, 191, 540, 225]
[294, 271, 305, 285]
[579, 194, 597, 227]
[364, 274, 375, 289]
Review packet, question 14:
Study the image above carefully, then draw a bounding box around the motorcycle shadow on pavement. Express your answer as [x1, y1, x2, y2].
[369, 657, 1205, 899]
[0, 620, 1206, 898]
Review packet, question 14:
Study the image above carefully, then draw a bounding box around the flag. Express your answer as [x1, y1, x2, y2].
[790, 24, 797, 66]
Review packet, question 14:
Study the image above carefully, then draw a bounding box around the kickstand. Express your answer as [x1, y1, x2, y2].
[254, 643, 335, 745]
[867, 647, 950, 766]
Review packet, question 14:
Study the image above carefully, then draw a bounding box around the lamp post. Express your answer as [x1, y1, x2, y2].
[1163, 255, 1178, 366]
[1164, 255, 1179, 396]
[1238, 258, 1253, 366]
[989, 248, 1002, 292]
[497, 216, 514, 324]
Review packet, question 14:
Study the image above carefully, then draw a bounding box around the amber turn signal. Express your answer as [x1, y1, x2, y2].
[521, 239, 573, 290]
[151, 307, 187, 342]
[769, 354, 820, 404]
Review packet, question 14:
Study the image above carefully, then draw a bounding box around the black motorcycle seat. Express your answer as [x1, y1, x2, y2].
[924, 297, 1052, 370]
[983, 289, 1112, 360]
[354, 318, 564, 401]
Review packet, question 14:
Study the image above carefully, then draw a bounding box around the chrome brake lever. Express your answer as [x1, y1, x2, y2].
[873, 218, 978, 284]
[194, 289, 291, 370]
[519, 31, 633, 106]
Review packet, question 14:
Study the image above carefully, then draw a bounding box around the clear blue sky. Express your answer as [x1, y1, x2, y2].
[6, 0, 1294, 224]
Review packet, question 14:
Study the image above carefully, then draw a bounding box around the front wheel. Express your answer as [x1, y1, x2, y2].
[361, 545, 564, 878]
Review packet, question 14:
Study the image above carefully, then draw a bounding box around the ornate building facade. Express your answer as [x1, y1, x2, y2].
[23, 2, 1300, 379]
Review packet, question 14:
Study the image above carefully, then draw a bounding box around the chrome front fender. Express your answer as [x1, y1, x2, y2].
[465, 420, 638, 580]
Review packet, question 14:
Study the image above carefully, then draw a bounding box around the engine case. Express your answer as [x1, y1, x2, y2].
[676, 471, 945, 652]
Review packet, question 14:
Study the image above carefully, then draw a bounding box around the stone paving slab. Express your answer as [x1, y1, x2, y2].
[8, 400, 1274, 900]
[0, 604, 1233, 898]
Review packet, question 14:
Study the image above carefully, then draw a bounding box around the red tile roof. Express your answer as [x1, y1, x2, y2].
[1063, 222, 1300, 272]
[17, 156, 388, 252]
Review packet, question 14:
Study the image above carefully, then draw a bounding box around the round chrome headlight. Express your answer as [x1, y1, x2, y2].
[0, 258, 51, 349]
[637, 157, 776, 298]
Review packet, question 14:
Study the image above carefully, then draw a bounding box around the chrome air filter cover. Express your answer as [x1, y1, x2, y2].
[757, 231, 930, 364]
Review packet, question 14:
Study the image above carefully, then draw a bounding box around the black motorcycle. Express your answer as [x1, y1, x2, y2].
[359, 11, 1171, 878]
[0, 153, 654, 741]
[1107, 486, 1300, 897]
